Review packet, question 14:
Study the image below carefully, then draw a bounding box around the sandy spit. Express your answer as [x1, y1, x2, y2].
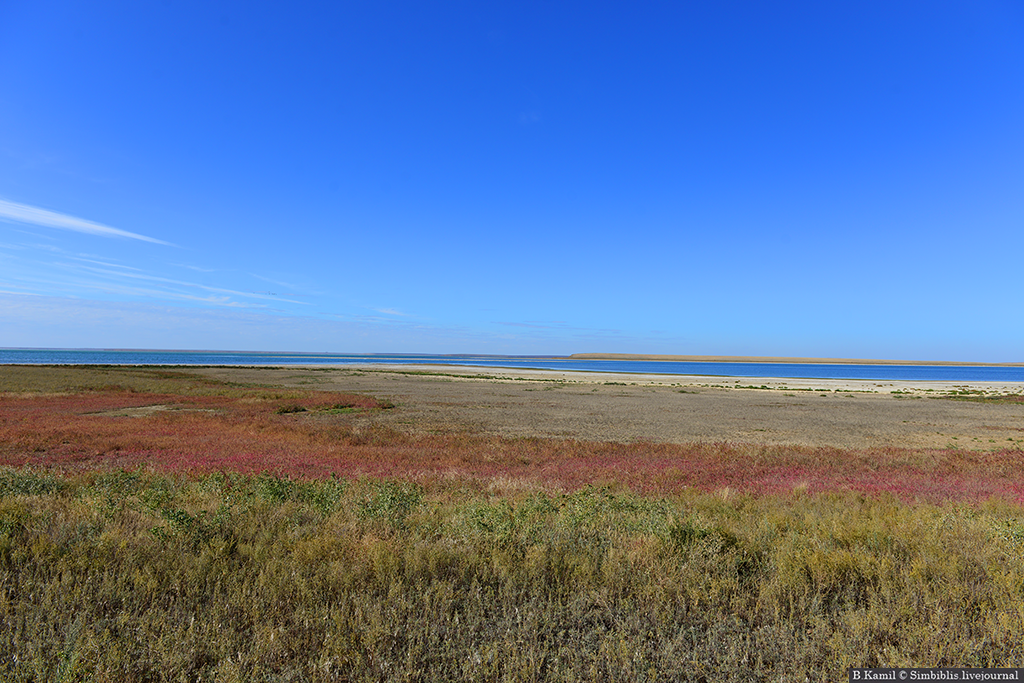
[569, 353, 1024, 367]
[315, 363, 1024, 395]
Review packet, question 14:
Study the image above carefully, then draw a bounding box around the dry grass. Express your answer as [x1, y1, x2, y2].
[2, 366, 1023, 680]
[1, 470, 1023, 681]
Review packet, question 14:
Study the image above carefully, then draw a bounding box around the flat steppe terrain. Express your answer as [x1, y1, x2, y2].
[3, 364, 1023, 677]
[194, 364, 1024, 450]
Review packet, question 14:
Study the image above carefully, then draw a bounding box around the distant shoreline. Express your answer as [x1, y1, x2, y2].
[569, 353, 1024, 367]
[2, 348, 1020, 367]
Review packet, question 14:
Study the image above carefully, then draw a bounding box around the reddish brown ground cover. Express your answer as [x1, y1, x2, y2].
[3, 388, 1022, 504]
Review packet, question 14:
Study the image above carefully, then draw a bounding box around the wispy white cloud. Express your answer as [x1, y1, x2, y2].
[0, 292, 629, 354]
[0, 293, 544, 354]
[23, 270, 276, 308]
[375, 307, 411, 317]
[0, 199, 174, 246]
[76, 265, 312, 306]
[173, 263, 216, 273]
[328, 310, 421, 326]
[250, 273, 302, 290]
[495, 320, 568, 330]
[4, 247, 309, 309]
[69, 256, 144, 271]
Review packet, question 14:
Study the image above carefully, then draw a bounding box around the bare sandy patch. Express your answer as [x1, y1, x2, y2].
[87, 404, 218, 418]
[189, 365, 1024, 451]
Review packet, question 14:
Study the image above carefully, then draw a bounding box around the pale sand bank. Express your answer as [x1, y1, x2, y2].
[570, 353, 1024, 367]
[326, 364, 1024, 395]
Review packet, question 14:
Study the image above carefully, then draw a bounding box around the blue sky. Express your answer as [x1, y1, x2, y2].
[1, 1, 1022, 361]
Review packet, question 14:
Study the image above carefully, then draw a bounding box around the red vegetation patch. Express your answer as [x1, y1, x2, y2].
[2, 390, 1023, 504]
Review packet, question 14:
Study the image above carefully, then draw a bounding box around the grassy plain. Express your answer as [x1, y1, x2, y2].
[2, 365, 1024, 681]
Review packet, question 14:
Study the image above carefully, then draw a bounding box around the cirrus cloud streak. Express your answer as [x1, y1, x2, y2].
[0, 199, 174, 246]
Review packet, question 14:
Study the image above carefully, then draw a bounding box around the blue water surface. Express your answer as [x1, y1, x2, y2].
[2, 348, 1023, 382]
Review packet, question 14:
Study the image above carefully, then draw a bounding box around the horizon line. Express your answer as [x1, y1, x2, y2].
[1, 347, 1022, 367]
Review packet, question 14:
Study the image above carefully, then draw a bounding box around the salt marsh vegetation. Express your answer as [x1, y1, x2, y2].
[1, 366, 1022, 680]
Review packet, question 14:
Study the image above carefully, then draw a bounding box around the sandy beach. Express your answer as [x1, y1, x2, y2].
[361, 363, 1024, 394]
[569, 353, 1024, 366]
[192, 364, 1024, 451]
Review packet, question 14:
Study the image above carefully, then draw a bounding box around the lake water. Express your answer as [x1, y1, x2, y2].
[1, 348, 1023, 382]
